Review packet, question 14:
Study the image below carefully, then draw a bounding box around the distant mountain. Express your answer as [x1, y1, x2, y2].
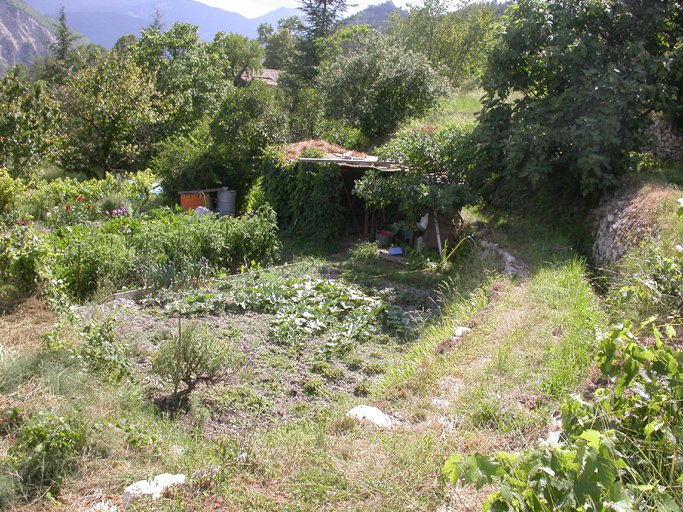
[0, 0, 87, 75]
[22, 0, 301, 49]
[342, 1, 407, 33]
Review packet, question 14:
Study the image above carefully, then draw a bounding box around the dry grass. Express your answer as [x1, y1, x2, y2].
[282, 139, 369, 161]
[0, 299, 57, 352]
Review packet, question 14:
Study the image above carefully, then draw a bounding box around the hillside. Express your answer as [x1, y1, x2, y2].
[342, 1, 407, 32]
[0, 0, 56, 73]
[22, 0, 301, 48]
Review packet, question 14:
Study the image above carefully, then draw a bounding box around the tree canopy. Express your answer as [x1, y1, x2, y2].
[317, 30, 447, 143]
[471, 0, 683, 203]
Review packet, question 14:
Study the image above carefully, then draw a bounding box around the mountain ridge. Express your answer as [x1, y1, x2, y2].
[22, 0, 302, 48]
[0, 0, 88, 75]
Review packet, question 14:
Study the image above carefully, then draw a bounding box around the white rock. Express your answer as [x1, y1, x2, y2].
[122, 473, 186, 509]
[347, 405, 393, 429]
[89, 501, 118, 512]
[453, 326, 471, 337]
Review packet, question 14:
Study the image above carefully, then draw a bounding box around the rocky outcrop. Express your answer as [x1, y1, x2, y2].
[0, 0, 56, 74]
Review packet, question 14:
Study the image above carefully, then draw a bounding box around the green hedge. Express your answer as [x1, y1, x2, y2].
[261, 148, 342, 250]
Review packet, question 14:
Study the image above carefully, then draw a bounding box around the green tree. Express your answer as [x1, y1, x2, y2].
[54, 52, 170, 177]
[284, 0, 348, 86]
[317, 32, 447, 143]
[0, 74, 59, 177]
[257, 22, 274, 43]
[43, 6, 82, 82]
[300, 0, 348, 41]
[264, 27, 295, 69]
[388, 0, 500, 86]
[471, 0, 683, 204]
[132, 23, 222, 136]
[209, 32, 264, 86]
[49, 6, 79, 64]
[209, 82, 287, 210]
[154, 83, 286, 211]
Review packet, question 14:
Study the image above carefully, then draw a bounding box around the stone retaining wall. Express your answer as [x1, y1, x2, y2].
[592, 186, 670, 267]
[646, 119, 683, 161]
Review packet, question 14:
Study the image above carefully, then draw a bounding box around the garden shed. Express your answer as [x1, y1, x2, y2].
[284, 140, 404, 240]
[265, 140, 463, 252]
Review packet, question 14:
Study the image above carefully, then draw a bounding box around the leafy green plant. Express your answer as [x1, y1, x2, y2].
[231, 277, 405, 349]
[25, 174, 119, 221]
[73, 318, 132, 381]
[355, 124, 476, 228]
[0, 169, 26, 213]
[113, 419, 159, 449]
[9, 411, 90, 490]
[444, 321, 683, 511]
[470, 0, 683, 203]
[611, 198, 683, 321]
[347, 241, 379, 264]
[0, 224, 46, 297]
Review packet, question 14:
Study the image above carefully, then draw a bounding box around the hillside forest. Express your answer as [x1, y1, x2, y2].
[2, 0, 683, 511]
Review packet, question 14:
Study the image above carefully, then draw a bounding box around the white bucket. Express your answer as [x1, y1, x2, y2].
[216, 189, 236, 216]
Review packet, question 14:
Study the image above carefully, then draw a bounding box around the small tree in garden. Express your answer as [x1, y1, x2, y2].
[152, 322, 230, 400]
[0, 75, 59, 177]
[54, 51, 170, 177]
[354, 124, 476, 230]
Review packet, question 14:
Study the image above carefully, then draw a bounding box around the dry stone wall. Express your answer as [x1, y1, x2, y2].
[592, 186, 670, 267]
[646, 119, 683, 162]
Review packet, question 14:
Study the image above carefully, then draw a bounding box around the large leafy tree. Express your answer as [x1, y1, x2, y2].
[210, 82, 287, 205]
[0, 73, 59, 176]
[471, 0, 683, 203]
[317, 32, 447, 143]
[54, 51, 170, 177]
[154, 82, 286, 211]
[132, 23, 223, 136]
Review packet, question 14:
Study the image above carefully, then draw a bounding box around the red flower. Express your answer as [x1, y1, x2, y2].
[66, 205, 71, 211]
[86, 204, 91, 210]
[77, 196, 83, 202]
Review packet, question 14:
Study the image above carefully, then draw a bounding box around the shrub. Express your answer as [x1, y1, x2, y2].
[0, 169, 25, 213]
[355, 124, 476, 226]
[223, 204, 281, 271]
[444, 322, 683, 511]
[9, 411, 90, 489]
[1, 204, 280, 302]
[73, 318, 132, 381]
[152, 322, 232, 399]
[0, 225, 46, 297]
[24, 175, 118, 221]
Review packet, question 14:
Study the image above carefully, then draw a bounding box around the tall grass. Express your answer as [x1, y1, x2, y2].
[407, 89, 483, 128]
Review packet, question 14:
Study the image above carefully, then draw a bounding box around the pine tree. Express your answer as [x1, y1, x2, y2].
[49, 7, 78, 63]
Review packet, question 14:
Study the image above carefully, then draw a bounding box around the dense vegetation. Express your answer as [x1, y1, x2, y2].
[1, 0, 683, 511]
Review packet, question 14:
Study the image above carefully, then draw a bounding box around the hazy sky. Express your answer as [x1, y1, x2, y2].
[195, 0, 412, 19]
